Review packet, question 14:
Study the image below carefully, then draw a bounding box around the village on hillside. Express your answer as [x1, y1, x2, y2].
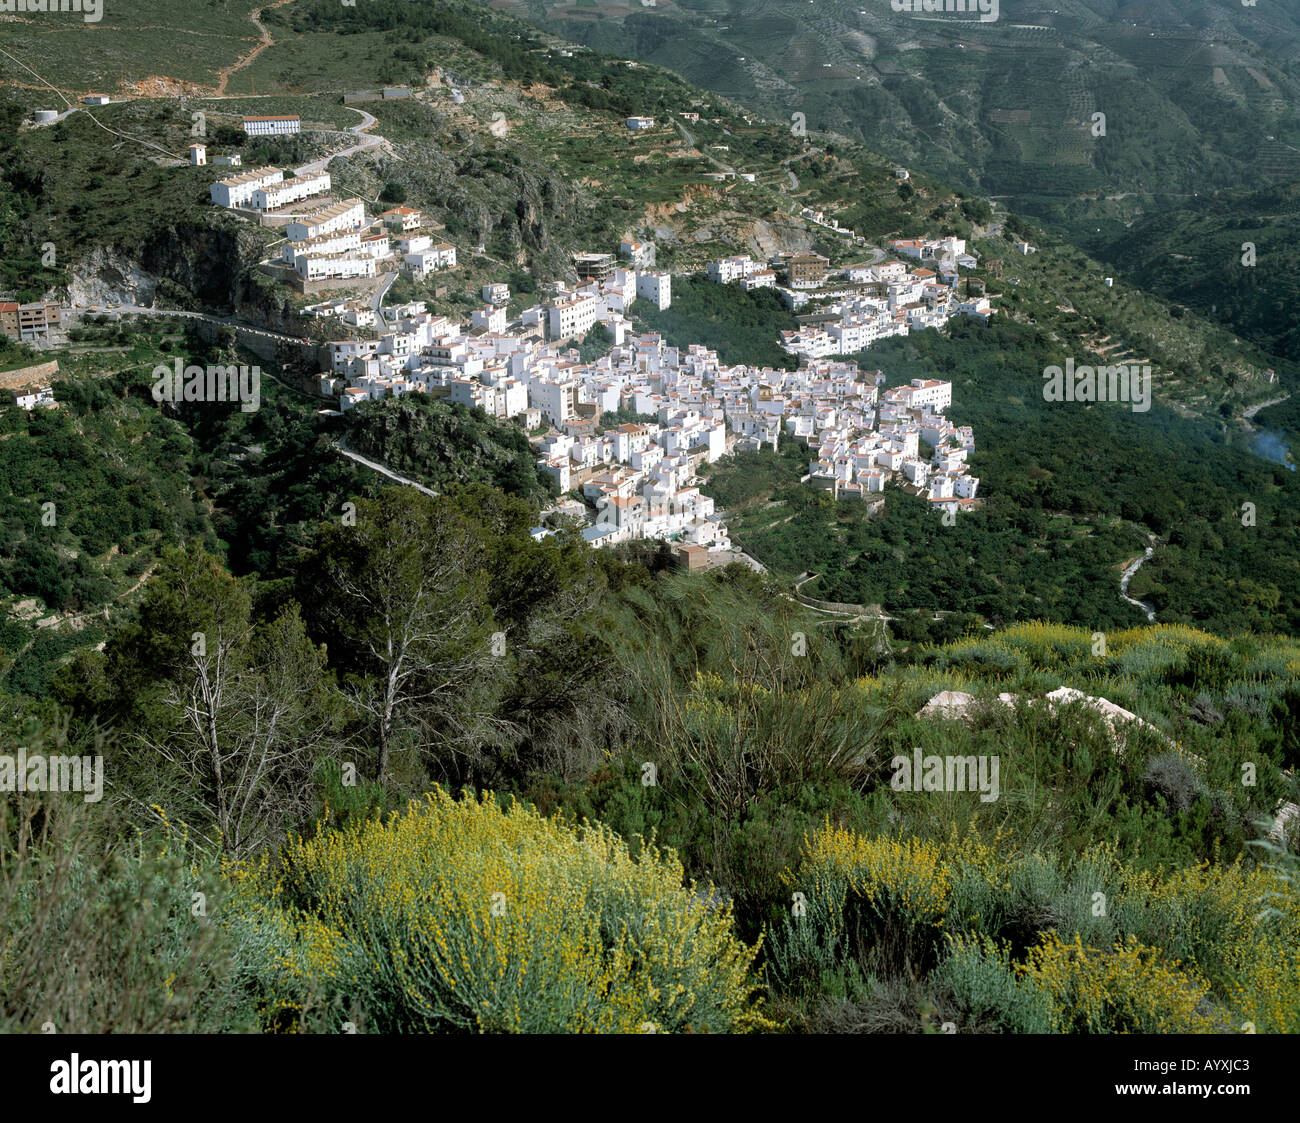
[7, 106, 991, 559]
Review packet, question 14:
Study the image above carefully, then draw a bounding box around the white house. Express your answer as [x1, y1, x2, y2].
[547, 293, 601, 341]
[635, 271, 672, 311]
[404, 243, 456, 279]
[282, 230, 362, 266]
[398, 234, 432, 255]
[707, 255, 756, 284]
[531, 378, 581, 426]
[296, 253, 376, 282]
[739, 270, 776, 292]
[471, 305, 508, 333]
[625, 116, 655, 130]
[898, 378, 952, 412]
[252, 171, 330, 211]
[620, 240, 655, 268]
[15, 387, 55, 410]
[380, 206, 422, 232]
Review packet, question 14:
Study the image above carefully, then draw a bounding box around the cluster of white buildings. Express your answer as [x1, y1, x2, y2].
[210, 166, 285, 209]
[209, 170, 456, 286]
[805, 377, 979, 516]
[320, 303, 739, 548]
[512, 266, 672, 345]
[705, 239, 991, 357]
[888, 236, 975, 268]
[320, 266, 980, 549]
[706, 254, 777, 291]
[253, 171, 331, 212]
[279, 199, 376, 281]
[774, 258, 992, 360]
[302, 297, 377, 329]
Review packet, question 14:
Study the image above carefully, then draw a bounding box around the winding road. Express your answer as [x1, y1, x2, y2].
[1119, 539, 1157, 623]
[295, 106, 388, 176]
[1242, 392, 1291, 430]
[212, 0, 299, 96]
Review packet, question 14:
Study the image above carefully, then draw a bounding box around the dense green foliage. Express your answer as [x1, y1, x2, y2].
[635, 275, 796, 370]
[345, 395, 553, 503]
[5, 466, 1299, 1032]
[1101, 182, 1300, 364]
[701, 317, 1300, 634]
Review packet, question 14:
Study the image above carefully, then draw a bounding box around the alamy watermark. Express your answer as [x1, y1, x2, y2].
[0, 0, 102, 23]
[0, 746, 103, 803]
[890, 0, 999, 23]
[891, 748, 1000, 802]
[50, 1055, 150, 1103]
[152, 359, 261, 413]
[1042, 358, 1151, 413]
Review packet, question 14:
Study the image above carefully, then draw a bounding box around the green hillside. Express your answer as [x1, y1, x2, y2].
[1, 0, 1298, 1041]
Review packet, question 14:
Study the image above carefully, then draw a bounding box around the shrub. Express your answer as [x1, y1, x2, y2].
[1143, 750, 1205, 814]
[807, 975, 968, 1034]
[0, 794, 256, 1033]
[936, 937, 1055, 1034]
[236, 789, 768, 1033]
[769, 826, 949, 986]
[1018, 933, 1213, 1034]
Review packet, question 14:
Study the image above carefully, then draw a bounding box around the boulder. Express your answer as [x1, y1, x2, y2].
[914, 690, 979, 721]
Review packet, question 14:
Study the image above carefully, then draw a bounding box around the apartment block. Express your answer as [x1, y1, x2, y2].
[252, 171, 331, 211]
[242, 115, 301, 136]
[282, 230, 362, 265]
[286, 199, 366, 242]
[547, 293, 601, 341]
[635, 271, 672, 311]
[210, 167, 284, 208]
[295, 253, 376, 282]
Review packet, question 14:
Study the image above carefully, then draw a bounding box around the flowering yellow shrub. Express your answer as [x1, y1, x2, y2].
[797, 825, 950, 928]
[769, 824, 952, 982]
[1018, 933, 1212, 1034]
[235, 789, 768, 1033]
[775, 824, 1299, 1032]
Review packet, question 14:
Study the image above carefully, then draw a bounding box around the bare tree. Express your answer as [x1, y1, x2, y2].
[145, 605, 336, 856]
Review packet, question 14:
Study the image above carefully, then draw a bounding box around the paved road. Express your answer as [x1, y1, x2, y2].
[30, 104, 82, 127]
[295, 107, 387, 176]
[83, 304, 312, 349]
[371, 270, 399, 331]
[673, 118, 736, 176]
[1119, 545, 1157, 623]
[781, 147, 821, 191]
[1243, 392, 1291, 428]
[335, 433, 439, 497]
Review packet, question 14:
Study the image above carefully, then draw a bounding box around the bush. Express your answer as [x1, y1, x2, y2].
[236, 789, 769, 1033]
[1018, 933, 1213, 1034]
[936, 938, 1055, 1034]
[0, 792, 256, 1033]
[769, 826, 950, 987]
[1143, 750, 1205, 814]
